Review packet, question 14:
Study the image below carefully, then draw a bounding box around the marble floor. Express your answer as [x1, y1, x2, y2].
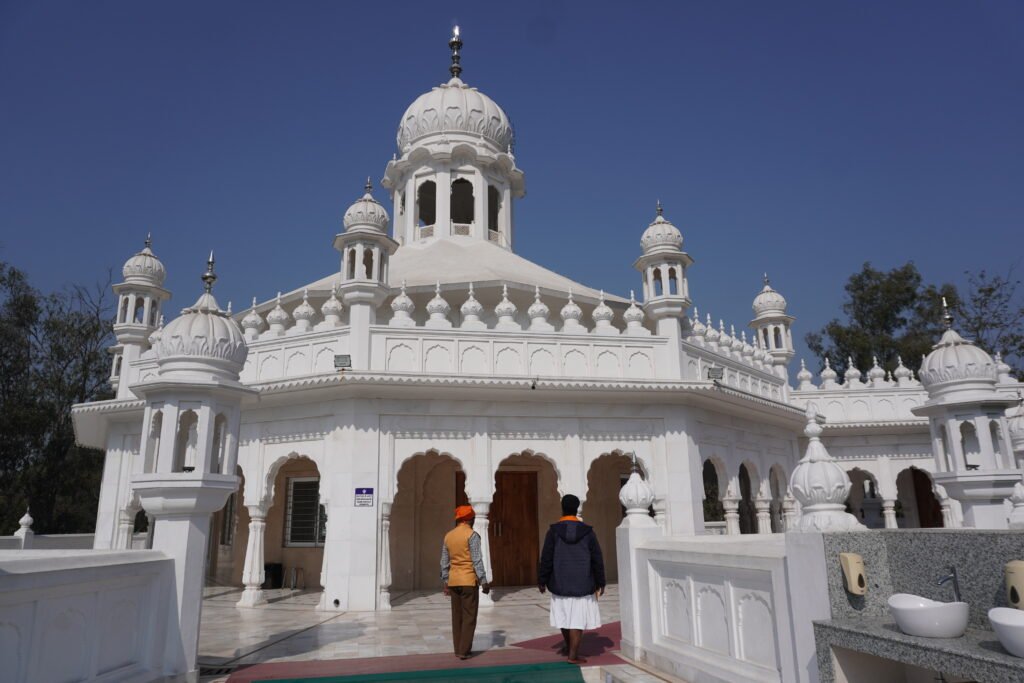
[199, 584, 622, 676]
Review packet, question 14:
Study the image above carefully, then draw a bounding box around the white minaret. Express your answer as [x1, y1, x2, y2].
[749, 275, 795, 381]
[382, 27, 525, 249]
[130, 254, 254, 677]
[111, 235, 170, 398]
[334, 180, 399, 368]
[912, 301, 1020, 528]
[634, 202, 692, 376]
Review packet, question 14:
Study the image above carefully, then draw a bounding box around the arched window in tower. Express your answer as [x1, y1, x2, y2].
[149, 302, 159, 327]
[773, 326, 783, 349]
[133, 298, 146, 324]
[173, 410, 199, 473]
[347, 248, 357, 280]
[762, 328, 771, 349]
[145, 410, 162, 473]
[416, 181, 436, 227]
[960, 421, 980, 469]
[450, 178, 474, 225]
[210, 414, 228, 475]
[652, 268, 663, 297]
[113, 355, 122, 376]
[398, 191, 405, 216]
[119, 297, 129, 324]
[487, 185, 501, 235]
[990, 420, 1005, 461]
[362, 248, 374, 280]
[667, 267, 679, 296]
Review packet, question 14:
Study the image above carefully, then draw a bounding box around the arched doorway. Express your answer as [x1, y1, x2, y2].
[390, 450, 468, 591]
[582, 452, 640, 584]
[738, 463, 757, 534]
[896, 467, 943, 529]
[845, 469, 884, 529]
[264, 456, 325, 589]
[489, 452, 560, 587]
[702, 459, 725, 533]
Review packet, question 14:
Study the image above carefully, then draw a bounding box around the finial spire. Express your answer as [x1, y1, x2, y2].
[202, 251, 217, 293]
[448, 25, 463, 79]
[145, 232, 152, 249]
[364, 176, 373, 193]
[764, 272, 770, 286]
[655, 199, 663, 217]
[941, 296, 953, 329]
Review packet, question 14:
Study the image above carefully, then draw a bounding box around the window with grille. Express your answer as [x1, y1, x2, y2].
[285, 477, 326, 547]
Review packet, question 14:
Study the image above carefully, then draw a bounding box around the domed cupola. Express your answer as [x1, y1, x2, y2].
[344, 179, 390, 234]
[383, 28, 524, 250]
[122, 234, 167, 287]
[918, 302, 999, 400]
[155, 254, 248, 381]
[639, 207, 684, 255]
[634, 202, 693, 339]
[749, 274, 796, 380]
[752, 279, 787, 318]
[396, 32, 513, 156]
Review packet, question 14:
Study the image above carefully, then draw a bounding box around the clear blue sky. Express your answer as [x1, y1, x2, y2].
[2, 1, 1022, 368]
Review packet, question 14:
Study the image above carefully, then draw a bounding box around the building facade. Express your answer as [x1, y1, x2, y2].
[72, 31, 1024, 613]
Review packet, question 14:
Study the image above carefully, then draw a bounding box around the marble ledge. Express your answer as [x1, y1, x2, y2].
[814, 617, 1024, 683]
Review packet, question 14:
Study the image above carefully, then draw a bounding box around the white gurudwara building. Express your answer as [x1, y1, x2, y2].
[71, 27, 1024, 630]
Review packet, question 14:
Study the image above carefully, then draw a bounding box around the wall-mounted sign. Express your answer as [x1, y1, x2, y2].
[354, 487, 374, 507]
[707, 367, 724, 381]
[334, 354, 352, 369]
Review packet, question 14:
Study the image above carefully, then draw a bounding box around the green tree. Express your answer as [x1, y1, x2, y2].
[805, 262, 957, 377]
[955, 267, 1024, 379]
[0, 261, 113, 534]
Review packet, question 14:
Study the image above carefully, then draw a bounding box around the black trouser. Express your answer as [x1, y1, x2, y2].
[449, 585, 479, 656]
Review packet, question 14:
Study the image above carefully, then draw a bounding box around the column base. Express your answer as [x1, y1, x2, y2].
[236, 587, 266, 608]
[377, 589, 392, 611]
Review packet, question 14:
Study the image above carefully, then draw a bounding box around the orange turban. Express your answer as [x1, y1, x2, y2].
[455, 505, 475, 522]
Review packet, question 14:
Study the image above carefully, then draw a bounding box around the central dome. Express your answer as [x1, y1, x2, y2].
[397, 77, 513, 154]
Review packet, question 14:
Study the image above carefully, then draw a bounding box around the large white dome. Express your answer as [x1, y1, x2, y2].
[397, 77, 513, 154]
[919, 327, 998, 398]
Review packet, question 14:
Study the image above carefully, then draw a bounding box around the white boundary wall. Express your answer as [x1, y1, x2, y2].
[0, 550, 174, 683]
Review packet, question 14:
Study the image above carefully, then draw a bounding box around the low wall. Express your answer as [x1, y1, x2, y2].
[0, 533, 149, 551]
[618, 532, 829, 683]
[0, 549, 175, 683]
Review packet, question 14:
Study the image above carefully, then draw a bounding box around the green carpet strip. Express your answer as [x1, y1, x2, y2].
[265, 661, 586, 683]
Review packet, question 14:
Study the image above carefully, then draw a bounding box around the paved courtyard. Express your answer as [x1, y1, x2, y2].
[198, 584, 639, 680]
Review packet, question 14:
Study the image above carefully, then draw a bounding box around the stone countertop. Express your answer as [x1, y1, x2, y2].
[813, 617, 1024, 683]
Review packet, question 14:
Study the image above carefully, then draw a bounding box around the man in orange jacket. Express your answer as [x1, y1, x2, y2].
[441, 505, 491, 659]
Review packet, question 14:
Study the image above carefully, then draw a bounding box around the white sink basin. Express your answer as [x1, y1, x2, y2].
[887, 593, 969, 638]
[989, 607, 1024, 657]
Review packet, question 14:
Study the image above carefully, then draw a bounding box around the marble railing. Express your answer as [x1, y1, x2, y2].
[792, 383, 1021, 425]
[682, 342, 786, 400]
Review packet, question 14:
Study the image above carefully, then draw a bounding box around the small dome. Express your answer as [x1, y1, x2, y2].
[689, 307, 705, 337]
[122, 235, 166, 286]
[797, 359, 814, 385]
[266, 293, 291, 328]
[867, 356, 886, 381]
[156, 260, 247, 380]
[844, 358, 863, 385]
[527, 286, 549, 320]
[426, 283, 451, 317]
[893, 356, 912, 381]
[241, 297, 265, 332]
[321, 289, 344, 318]
[752, 276, 787, 318]
[390, 283, 414, 315]
[148, 315, 165, 346]
[344, 181, 390, 233]
[729, 325, 743, 354]
[293, 289, 317, 322]
[460, 283, 483, 318]
[624, 292, 644, 325]
[397, 77, 513, 154]
[494, 284, 517, 318]
[560, 292, 582, 322]
[592, 291, 614, 324]
[639, 205, 683, 255]
[741, 332, 754, 360]
[704, 314, 721, 345]
[919, 327, 998, 396]
[820, 358, 837, 383]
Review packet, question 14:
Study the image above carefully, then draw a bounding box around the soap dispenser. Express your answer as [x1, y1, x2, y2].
[840, 553, 867, 596]
[1006, 560, 1024, 609]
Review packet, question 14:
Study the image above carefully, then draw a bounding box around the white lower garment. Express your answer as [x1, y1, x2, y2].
[549, 593, 602, 630]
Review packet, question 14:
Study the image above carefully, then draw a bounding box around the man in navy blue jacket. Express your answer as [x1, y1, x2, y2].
[538, 494, 606, 664]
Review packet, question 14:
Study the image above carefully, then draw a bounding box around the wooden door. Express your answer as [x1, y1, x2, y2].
[489, 471, 539, 586]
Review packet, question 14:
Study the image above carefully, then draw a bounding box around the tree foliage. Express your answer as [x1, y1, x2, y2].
[806, 261, 1024, 380]
[805, 262, 957, 377]
[0, 261, 113, 534]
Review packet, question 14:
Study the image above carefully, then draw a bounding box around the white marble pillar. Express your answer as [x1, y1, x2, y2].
[782, 494, 797, 531]
[471, 500, 494, 607]
[237, 505, 268, 607]
[378, 502, 393, 610]
[722, 497, 741, 535]
[755, 498, 772, 534]
[882, 499, 898, 529]
[115, 506, 138, 549]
